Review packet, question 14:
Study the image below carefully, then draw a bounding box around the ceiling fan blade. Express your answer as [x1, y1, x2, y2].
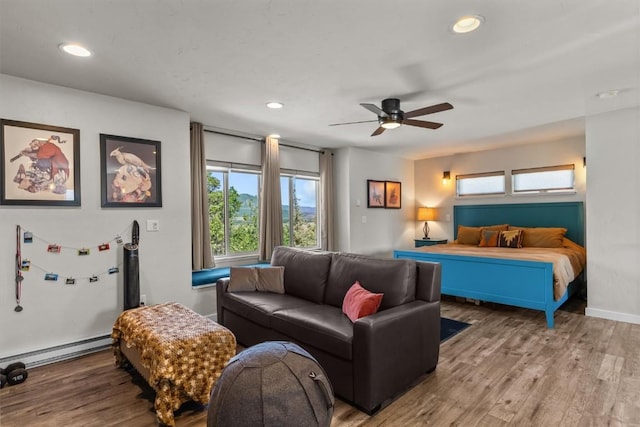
[404, 102, 453, 119]
[403, 119, 443, 129]
[360, 103, 387, 117]
[371, 126, 386, 137]
[328, 119, 379, 126]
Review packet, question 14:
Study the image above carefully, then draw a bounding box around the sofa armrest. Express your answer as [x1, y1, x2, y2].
[215, 278, 230, 324]
[416, 261, 441, 302]
[352, 299, 440, 413]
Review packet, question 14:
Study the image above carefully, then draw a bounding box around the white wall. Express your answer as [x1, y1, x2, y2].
[334, 147, 415, 256]
[585, 107, 640, 325]
[0, 75, 215, 360]
[414, 137, 586, 241]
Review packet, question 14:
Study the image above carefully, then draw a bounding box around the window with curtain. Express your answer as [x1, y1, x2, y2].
[512, 164, 575, 194]
[456, 171, 506, 197]
[207, 162, 261, 257]
[280, 171, 320, 249]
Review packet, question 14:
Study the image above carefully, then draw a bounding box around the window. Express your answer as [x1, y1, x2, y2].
[207, 163, 260, 257]
[456, 171, 505, 197]
[512, 164, 575, 194]
[281, 172, 320, 249]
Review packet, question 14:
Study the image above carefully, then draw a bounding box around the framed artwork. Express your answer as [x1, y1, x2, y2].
[1, 119, 81, 206]
[100, 134, 162, 207]
[385, 181, 401, 209]
[367, 180, 385, 208]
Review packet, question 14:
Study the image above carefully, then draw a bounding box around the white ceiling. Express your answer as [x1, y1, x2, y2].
[1, 1, 639, 160]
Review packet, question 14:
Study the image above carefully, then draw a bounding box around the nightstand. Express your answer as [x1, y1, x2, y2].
[414, 238, 448, 248]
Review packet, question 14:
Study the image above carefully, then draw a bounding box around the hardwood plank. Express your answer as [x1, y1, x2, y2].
[2, 296, 640, 427]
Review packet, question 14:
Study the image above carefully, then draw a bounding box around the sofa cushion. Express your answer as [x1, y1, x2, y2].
[222, 292, 316, 327]
[270, 246, 332, 303]
[325, 253, 416, 310]
[342, 281, 383, 322]
[272, 304, 354, 360]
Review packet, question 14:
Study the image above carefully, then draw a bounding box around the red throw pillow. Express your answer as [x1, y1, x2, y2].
[342, 281, 383, 323]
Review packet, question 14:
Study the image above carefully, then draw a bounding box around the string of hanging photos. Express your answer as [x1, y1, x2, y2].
[14, 223, 132, 288]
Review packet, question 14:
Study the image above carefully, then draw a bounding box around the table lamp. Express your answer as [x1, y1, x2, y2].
[417, 207, 436, 239]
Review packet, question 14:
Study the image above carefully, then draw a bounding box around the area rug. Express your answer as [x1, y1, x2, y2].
[440, 317, 471, 342]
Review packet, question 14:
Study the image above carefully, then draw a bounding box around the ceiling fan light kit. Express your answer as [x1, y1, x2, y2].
[330, 98, 453, 136]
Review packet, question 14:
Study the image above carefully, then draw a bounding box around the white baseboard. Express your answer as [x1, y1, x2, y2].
[586, 307, 640, 325]
[0, 335, 112, 369]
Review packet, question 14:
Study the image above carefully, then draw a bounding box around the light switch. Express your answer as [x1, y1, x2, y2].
[361, 216, 367, 224]
[146, 219, 160, 232]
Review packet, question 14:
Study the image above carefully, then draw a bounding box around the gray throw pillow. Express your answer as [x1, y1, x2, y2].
[256, 267, 285, 294]
[228, 267, 259, 292]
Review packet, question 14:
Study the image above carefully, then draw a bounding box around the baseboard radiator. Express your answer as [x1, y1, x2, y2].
[0, 335, 112, 369]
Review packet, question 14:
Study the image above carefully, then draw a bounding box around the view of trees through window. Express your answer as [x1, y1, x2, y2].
[208, 167, 319, 257]
[281, 175, 319, 248]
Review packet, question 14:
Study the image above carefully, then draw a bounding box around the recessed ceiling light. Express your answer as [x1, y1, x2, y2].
[59, 43, 92, 57]
[452, 15, 484, 34]
[596, 90, 619, 99]
[269, 134, 281, 138]
[266, 102, 284, 109]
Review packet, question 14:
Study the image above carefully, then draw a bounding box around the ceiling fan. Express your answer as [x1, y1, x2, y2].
[329, 98, 453, 137]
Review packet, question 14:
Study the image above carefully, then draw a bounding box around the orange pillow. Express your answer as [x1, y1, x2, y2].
[479, 229, 500, 247]
[457, 224, 509, 245]
[342, 281, 383, 322]
[510, 226, 567, 248]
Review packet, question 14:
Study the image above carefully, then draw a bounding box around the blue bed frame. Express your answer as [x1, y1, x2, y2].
[394, 202, 585, 328]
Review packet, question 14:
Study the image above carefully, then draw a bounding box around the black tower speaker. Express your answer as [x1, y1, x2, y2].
[123, 220, 140, 311]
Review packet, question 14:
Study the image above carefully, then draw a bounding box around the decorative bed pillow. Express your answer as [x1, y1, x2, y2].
[255, 266, 285, 294]
[510, 226, 567, 248]
[456, 225, 482, 245]
[497, 229, 524, 248]
[457, 224, 509, 245]
[479, 229, 500, 247]
[342, 281, 383, 323]
[229, 267, 259, 292]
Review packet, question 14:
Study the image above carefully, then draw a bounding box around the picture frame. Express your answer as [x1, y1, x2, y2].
[385, 181, 401, 209]
[1, 119, 81, 206]
[367, 180, 385, 208]
[100, 134, 162, 208]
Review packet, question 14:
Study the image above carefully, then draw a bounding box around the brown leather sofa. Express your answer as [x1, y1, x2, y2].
[216, 246, 441, 414]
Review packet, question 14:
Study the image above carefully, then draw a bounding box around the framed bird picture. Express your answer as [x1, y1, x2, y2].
[1, 119, 81, 206]
[99, 134, 162, 208]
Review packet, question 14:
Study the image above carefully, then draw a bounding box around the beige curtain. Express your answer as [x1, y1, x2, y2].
[259, 136, 283, 261]
[190, 122, 215, 270]
[320, 149, 335, 251]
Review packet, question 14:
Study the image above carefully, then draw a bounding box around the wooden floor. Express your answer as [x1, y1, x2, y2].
[2, 297, 640, 426]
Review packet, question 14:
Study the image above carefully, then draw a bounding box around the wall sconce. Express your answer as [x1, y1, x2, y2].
[417, 207, 436, 239]
[442, 171, 451, 185]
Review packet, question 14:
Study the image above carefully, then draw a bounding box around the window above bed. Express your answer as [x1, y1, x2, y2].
[456, 171, 505, 197]
[512, 164, 575, 194]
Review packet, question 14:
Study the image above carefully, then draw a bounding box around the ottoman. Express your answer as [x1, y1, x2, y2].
[112, 302, 236, 426]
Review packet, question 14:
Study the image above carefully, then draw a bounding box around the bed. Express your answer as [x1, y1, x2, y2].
[111, 302, 236, 426]
[393, 202, 585, 328]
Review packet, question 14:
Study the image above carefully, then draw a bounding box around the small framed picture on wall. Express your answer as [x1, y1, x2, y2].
[367, 180, 385, 208]
[385, 181, 401, 209]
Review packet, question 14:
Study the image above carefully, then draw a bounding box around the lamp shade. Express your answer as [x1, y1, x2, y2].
[417, 207, 436, 221]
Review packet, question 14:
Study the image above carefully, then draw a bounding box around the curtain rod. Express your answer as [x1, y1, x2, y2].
[204, 129, 327, 154]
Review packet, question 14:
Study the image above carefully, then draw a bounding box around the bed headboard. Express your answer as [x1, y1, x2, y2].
[453, 202, 585, 246]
